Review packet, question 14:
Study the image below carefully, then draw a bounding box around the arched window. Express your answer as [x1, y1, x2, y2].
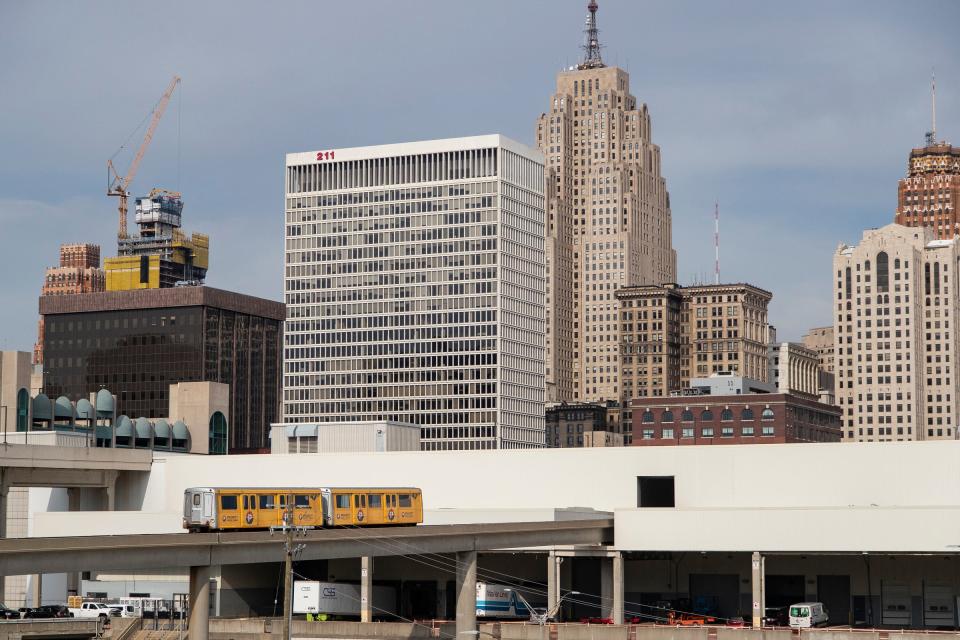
[741, 408, 755, 421]
[681, 410, 694, 422]
[894, 258, 900, 270]
[661, 410, 674, 423]
[209, 411, 228, 455]
[877, 252, 888, 292]
[16, 388, 29, 432]
[720, 409, 733, 422]
[761, 408, 775, 421]
[701, 409, 714, 421]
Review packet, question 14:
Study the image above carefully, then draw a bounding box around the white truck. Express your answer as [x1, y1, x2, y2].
[68, 602, 120, 619]
[292, 581, 396, 618]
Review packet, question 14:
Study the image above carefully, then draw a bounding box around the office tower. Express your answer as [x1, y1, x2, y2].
[802, 325, 837, 404]
[283, 135, 546, 450]
[616, 282, 771, 441]
[834, 224, 959, 441]
[536, 1, 677, 404]
[40, 287, 283, 452]
[33, 244, 105, 364]
[104, 190, 209, 290]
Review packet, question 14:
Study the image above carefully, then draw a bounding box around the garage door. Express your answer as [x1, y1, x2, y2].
[818, 575, 850, 627]
[881, 582, 911, 627]
[924, 584, 955, 628]
[689, 574, 740, 619]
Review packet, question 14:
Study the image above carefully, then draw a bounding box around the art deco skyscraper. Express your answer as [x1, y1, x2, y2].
[537, 1, 676, 403]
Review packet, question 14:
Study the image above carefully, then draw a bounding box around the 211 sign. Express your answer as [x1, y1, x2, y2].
[316, 150, 336, 161]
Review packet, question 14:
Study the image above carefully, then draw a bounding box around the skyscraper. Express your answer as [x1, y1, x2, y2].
[537, 1, 676, 404]
[283, 135, 546, 450]
[834, 224, 959, 442]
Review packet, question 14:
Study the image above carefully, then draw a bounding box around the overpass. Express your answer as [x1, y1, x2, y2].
[0, 519, 614, 640]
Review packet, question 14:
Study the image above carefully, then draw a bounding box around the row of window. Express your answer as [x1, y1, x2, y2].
[641, 425, 776, 439]
[639, 408, 775, 423]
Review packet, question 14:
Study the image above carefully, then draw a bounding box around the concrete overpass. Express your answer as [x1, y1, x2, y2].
[0, 519, 614, 640]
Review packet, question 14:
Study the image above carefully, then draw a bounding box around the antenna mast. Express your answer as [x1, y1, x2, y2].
[926, 69, 937, 146]
[578, 1, 605, 70]
[714, 201, 720, 285]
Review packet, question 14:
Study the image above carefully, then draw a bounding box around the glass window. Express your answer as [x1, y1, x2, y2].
[701, 410, 714, 421]
[721, 427, 734, 437]
[661, 410, 674, 423]
[336, 494, 350, 509]
[681, 410, 694, 422]
[368, 494, 382, 508]
[702, 427, 714, 437]
[682, 428, 694, 438]
[641, 410, 654, 423]
[259, 494, 275, 509]
[193, 494, 201, 506]
[399, 494, 412, 507]
[761, 408, 775, 420]
[295, 495, 310, 508]
[762, 426, 775, 436]
[741, 408, 754, 421]
[742, 426, 755, 436]
[642, 429, 654, 439]
[220, 495, 238, 510]
[662, 428, 674, 439]
[243, 495, 249, 510]
[721, 409, 733, 421]
[877, 251, 889, 292]
[209, 411, 227, 455]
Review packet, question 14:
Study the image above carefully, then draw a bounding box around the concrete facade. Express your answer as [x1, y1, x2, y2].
[768, 342, 819, 400]
[801, 326, 836, 405]
[269, 421, 421, 454]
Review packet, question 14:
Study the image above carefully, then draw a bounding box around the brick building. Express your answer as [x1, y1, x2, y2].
[545, 401, 623, 448]
[630, 393, 841, 446]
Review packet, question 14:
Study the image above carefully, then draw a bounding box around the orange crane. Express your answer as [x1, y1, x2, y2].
[107, 75, 181, 239]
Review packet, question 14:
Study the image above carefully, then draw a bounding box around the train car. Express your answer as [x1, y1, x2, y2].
[183, 487, 422, 532]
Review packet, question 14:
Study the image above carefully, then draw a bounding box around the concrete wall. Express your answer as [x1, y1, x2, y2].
[168, 381, 229, 455]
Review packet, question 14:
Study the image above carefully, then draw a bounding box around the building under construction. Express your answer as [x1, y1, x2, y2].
[104, 189, 209, 290]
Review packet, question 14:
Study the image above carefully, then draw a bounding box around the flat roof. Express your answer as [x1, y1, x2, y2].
[286, 134, 542, 167]
[39, 286, 285, 321]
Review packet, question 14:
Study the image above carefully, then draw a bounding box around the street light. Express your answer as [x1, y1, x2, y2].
[504, 588, 580, 625]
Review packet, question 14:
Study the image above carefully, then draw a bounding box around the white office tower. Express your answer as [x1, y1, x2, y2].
[284, 135, 546, 450]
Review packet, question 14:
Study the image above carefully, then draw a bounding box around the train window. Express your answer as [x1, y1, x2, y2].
[361, 495, 366, 508]
[336, 495, 350, 509]
[279, 495, 287, 508]
[399, 494, 412, 507]
[295, 495, 310, 508]
[220, 495, 237, 510]
[259, 495, 275, 509]
[368, 494, 382, 508]
[243, 495, 248, 510]
[354, 495, 360, 508]
[193, 494, 201, 507]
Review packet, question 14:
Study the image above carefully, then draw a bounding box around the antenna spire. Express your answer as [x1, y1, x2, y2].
[926, 69, 937, 146]
[578, 1, 605, 70]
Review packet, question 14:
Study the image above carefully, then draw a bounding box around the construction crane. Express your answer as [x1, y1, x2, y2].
[107, 75, 181, 239]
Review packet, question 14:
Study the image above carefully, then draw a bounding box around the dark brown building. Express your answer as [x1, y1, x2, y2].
[630, 393, 841, 446]
[40, 286, 284, 452]
[895, 142, 960, 239]
[545, 401, 622, 448]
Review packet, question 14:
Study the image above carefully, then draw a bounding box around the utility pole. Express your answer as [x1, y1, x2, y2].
[271, 495, 306, 640]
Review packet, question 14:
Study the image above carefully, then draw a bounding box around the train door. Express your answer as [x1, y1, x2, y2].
[203, 492, 214, 522]
[258, 493, 279, 527]
[243, 494, 258, 528]
[365, 493, 385, 525]
[354, 493, 367, 525]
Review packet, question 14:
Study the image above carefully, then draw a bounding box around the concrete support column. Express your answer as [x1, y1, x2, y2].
[600, 553, 624, 624]
[751, 552, 765, 629]
[66, 488, 81, 597]
[360, 556, 373, 623]
[0, 473, 7, 602]
[103, 471, 118, 511]
[188, 565, 211, 640]
[547, 552, 559, 619]
[455, 550, 477, 639]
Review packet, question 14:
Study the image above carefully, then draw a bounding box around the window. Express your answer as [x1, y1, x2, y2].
[742, 426, 754, 436]
[661, 410, 674, 423]
[761, 408, 775, 420]
[682, 427, 694, 438]
[662, 428, 674, 439]
[336, 494, 350, 509]
[701, 409, 714, 421]
[259, 495, 275, 509]
[220, 495, 238, 510]
[741, 408, 754, 420]
[702, 427, 714, 437]
[16, 388, 29, 432]
[721, 427, 734, 437]
[721, 409, 733, 421]
[641, 410, 654, 423]
[209, 411, 227, 455]
[877, 252, 889, 292]
[294, 495, 310, 508]
[399, 494, 412, 507]
[762, 426, 775, 436]
[642, 429, 655, 439]
[636, 476, 675, 507]
[243, 495, 249, 510]
[193, 494, 201, 507]
[682, 410, 694, 422]
[368, 494, 382, 508]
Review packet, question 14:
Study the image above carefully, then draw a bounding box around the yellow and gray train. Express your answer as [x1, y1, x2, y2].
[183, 487, 423, 532]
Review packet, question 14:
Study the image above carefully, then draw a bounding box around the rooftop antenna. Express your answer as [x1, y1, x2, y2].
[926, 69, 937, 146]
[578, 1, 605, 70]
[714, 201, 720, 285]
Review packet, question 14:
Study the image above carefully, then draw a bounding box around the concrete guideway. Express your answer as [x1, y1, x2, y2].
[0, 443, 152, 472]
[0, 518, 614, 575]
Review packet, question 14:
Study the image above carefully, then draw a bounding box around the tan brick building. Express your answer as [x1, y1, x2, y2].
[834, 224, 959, 441]
[536, 1, 675, 404]
[616, 283, 771, 441]
[802, 325, 837, 404]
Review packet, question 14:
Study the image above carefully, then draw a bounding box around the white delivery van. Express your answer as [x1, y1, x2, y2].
[789, 602, 829, 628]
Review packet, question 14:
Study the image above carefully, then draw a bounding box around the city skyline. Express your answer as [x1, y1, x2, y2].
[1, 0, 958, 350]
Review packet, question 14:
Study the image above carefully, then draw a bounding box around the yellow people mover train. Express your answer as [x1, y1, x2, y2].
[183, 487, 423, 532]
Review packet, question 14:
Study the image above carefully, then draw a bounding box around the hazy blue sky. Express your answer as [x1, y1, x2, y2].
[1, 1, 958, 350]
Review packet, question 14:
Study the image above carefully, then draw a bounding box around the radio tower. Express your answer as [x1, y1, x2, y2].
[579, 1, 605, 69]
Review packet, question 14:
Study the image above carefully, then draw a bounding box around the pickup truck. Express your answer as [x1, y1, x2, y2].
[67, 602, 120, 619]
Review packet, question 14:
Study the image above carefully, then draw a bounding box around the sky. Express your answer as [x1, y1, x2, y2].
[1, 0, 958, 351]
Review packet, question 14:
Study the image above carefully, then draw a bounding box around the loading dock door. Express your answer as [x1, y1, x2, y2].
[818, 575, 850, 626]
[881, 582, 911, 627]
[765, 575, 805, 609]
[924, 584, 955, 628]
[689, 574, 740, 619]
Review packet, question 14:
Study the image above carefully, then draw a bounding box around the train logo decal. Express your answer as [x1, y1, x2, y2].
[245, 511, 254, 525]
[357, 509, 364, 522]
[387, 509, 395, 521]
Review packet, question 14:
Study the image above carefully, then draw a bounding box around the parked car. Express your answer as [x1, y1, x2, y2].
[0, 604, 20, 620]
[67, 602, 120, 619]
[24, 605, 73, 619]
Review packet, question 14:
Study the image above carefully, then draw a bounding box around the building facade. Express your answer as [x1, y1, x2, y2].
[283, 135, 546, 450]
[34, 244, 105, 365]
[630, 393, 842, 445]
[768, 341, 820, 400]
[894, 142, 960, 240]
[39, 287, 283, 452]
[536, 1, 676, 404]
[545, 401, 622, 448]
[801, 325, 836, 403]
[834, 224, 959, 442]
